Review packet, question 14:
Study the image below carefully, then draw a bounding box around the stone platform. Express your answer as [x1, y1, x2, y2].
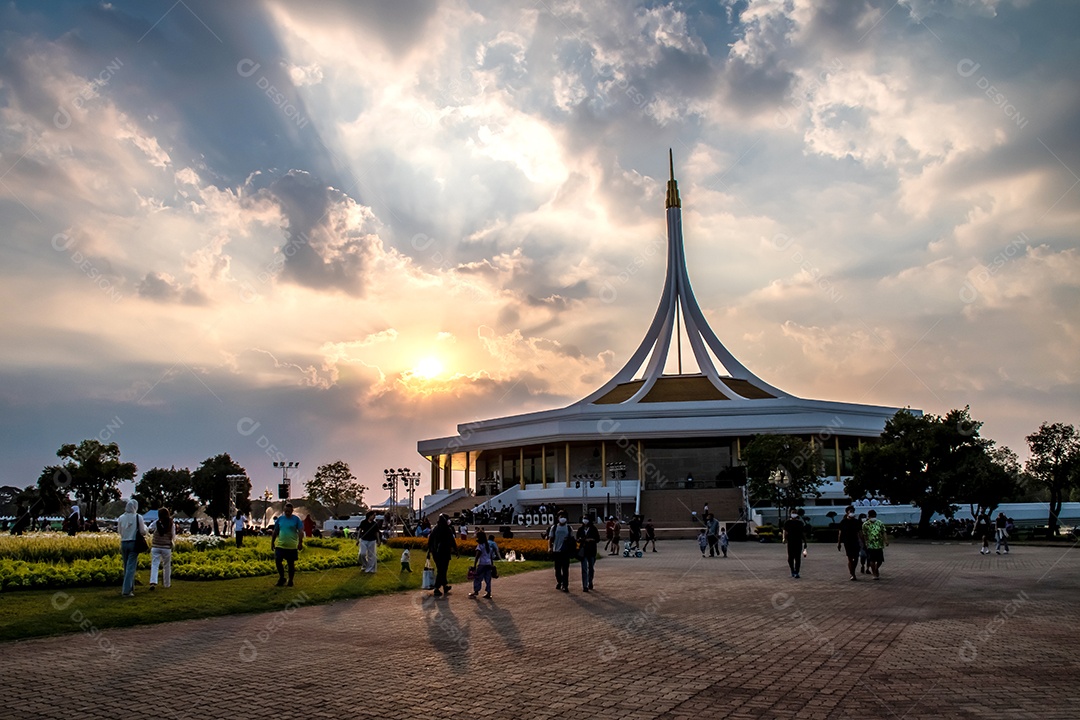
[4, 541, 1079, 719]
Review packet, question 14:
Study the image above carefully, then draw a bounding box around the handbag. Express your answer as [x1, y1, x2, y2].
[467, 566, 476, 581]
[491, 563, 499, 579]
[421, 557, 435, 589]
[134, 531, 149, 554]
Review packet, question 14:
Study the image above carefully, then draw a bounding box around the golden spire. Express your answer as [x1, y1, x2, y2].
[665, 148, 681, 209]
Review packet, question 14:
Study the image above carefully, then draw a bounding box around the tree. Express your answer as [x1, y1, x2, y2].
[954, 444, 1021, 520]
[135, 467, 198, 517]
[743, 434, 825, 525]
[847, 407, 999, 537]
[1025, 422, 1080, 535]
[305, 461, 366, 517]
[57, 440, 136, 522]
[35, 466, 73, 518]
[192, 453, 250, 532]
[0, 485, 21, 517]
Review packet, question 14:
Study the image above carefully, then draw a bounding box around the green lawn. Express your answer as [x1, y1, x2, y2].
[0, 556, 549, 643]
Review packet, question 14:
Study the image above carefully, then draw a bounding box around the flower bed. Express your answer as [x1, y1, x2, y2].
[0, 536, 391, 590]
[385, 536, 553, 560]
[0, 533, 120, 562]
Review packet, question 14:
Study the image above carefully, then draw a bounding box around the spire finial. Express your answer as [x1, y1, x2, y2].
[666, 149, 681, 209]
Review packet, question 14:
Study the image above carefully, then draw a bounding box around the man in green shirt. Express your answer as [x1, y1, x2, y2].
[271, 503, 304, 587]
[860, 509, 888, 580]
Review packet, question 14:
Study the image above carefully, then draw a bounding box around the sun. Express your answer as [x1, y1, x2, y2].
[411, 356, 445, 380]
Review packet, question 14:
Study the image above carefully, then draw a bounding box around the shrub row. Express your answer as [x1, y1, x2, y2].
[0, 538, 389, 590]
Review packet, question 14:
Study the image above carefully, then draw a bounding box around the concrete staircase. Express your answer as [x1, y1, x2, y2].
[421, 491, 495, 521]
[638, 487, 743, 528]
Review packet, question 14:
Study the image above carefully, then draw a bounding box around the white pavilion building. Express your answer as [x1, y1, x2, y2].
[417, 153, 914, 525]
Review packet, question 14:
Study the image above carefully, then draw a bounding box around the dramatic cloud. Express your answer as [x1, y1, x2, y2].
[0, 0, 1076, 498]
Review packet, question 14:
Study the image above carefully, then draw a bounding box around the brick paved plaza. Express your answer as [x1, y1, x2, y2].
[5, 541, 1079, 719]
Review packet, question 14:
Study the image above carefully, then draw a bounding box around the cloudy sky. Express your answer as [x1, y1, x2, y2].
[1, 0, 1077, 501]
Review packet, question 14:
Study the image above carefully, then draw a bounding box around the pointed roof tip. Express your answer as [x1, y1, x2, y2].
[665, 149, 680, 209]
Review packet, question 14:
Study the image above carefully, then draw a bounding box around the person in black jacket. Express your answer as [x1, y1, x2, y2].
[783, 511, 806, 578]
[628, 514, 643, 550]
[576, 515, 601, 592]
[426, 513, 457, 597]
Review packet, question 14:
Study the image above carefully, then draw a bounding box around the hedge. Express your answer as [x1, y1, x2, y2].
[0, 536, 391, 591]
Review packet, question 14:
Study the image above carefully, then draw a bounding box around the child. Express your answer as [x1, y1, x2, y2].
[719, 526, 729, 558]
[697, 528, 707, 557]
[400, 547, 412, 573]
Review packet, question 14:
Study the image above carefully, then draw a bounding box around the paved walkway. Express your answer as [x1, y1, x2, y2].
[5, 541, 1080, 719]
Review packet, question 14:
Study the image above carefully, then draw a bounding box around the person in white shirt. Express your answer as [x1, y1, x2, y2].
[234, 512, 247, 548]
[117, 498, 147, 597]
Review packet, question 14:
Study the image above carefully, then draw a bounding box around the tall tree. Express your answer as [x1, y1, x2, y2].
[1025, 422, 1080, 535]
[135, 467, 198, 517]
[0, 485, 21, 517]
[57, 440, 136, 522]
[305, 461, 366, 517]
[954, 444, 1021, 520]
[743, 434, 825, 525]
[192, 453, 250, 532]
[35, 466, 73, 518]
[847, 407, 996, 536]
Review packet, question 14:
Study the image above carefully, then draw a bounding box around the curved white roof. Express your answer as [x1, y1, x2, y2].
[417, 152, 912, 458]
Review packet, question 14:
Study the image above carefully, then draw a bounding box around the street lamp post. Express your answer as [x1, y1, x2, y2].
[769, 465, 791, 528]
[573, 473, 599, 519]
[384, 467, 422, 523]
[225, 474, 246, 522]
[403, 473, 422, 521]
[606, 462, 626, 518]
[272, 461, 299, 515]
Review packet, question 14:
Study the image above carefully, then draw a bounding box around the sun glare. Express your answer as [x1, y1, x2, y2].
[412, 356, 445, 380]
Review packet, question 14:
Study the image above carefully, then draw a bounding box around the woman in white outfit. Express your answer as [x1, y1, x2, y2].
[149, 507, 176, 589]
[117, 498, 147, 597]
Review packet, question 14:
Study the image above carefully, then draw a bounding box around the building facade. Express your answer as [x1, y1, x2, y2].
[417, 153, 915, 522]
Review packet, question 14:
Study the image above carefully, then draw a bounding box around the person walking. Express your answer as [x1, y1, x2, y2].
[641, 518, 658, 552]
[610, 516, 622, 555]
[705, 513, 721, 557]
[628, 514, 643, 550]
[549, 511, 574, 592]
[577, 515, 600, 591]
[974, 512, 992, 554]
[782, 510, 806, 579]
[149, 507, 176, 590]
[995, 512, 1010, 554]
[719, 525, 729, 558]
[427, 513, 457, 597]
[697, 528, 708, 557]
[233, 511, 246, 548]
[358, 510, 380, 573]
[271, 502, 304, 587]
[65, 504, 80, 536]
[856, 513, 870, 573]
[117, 498, 147, 597]
[468, 529, 498, 598]
[861, 509, 888, 579]
[836, 505, 862, 581]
